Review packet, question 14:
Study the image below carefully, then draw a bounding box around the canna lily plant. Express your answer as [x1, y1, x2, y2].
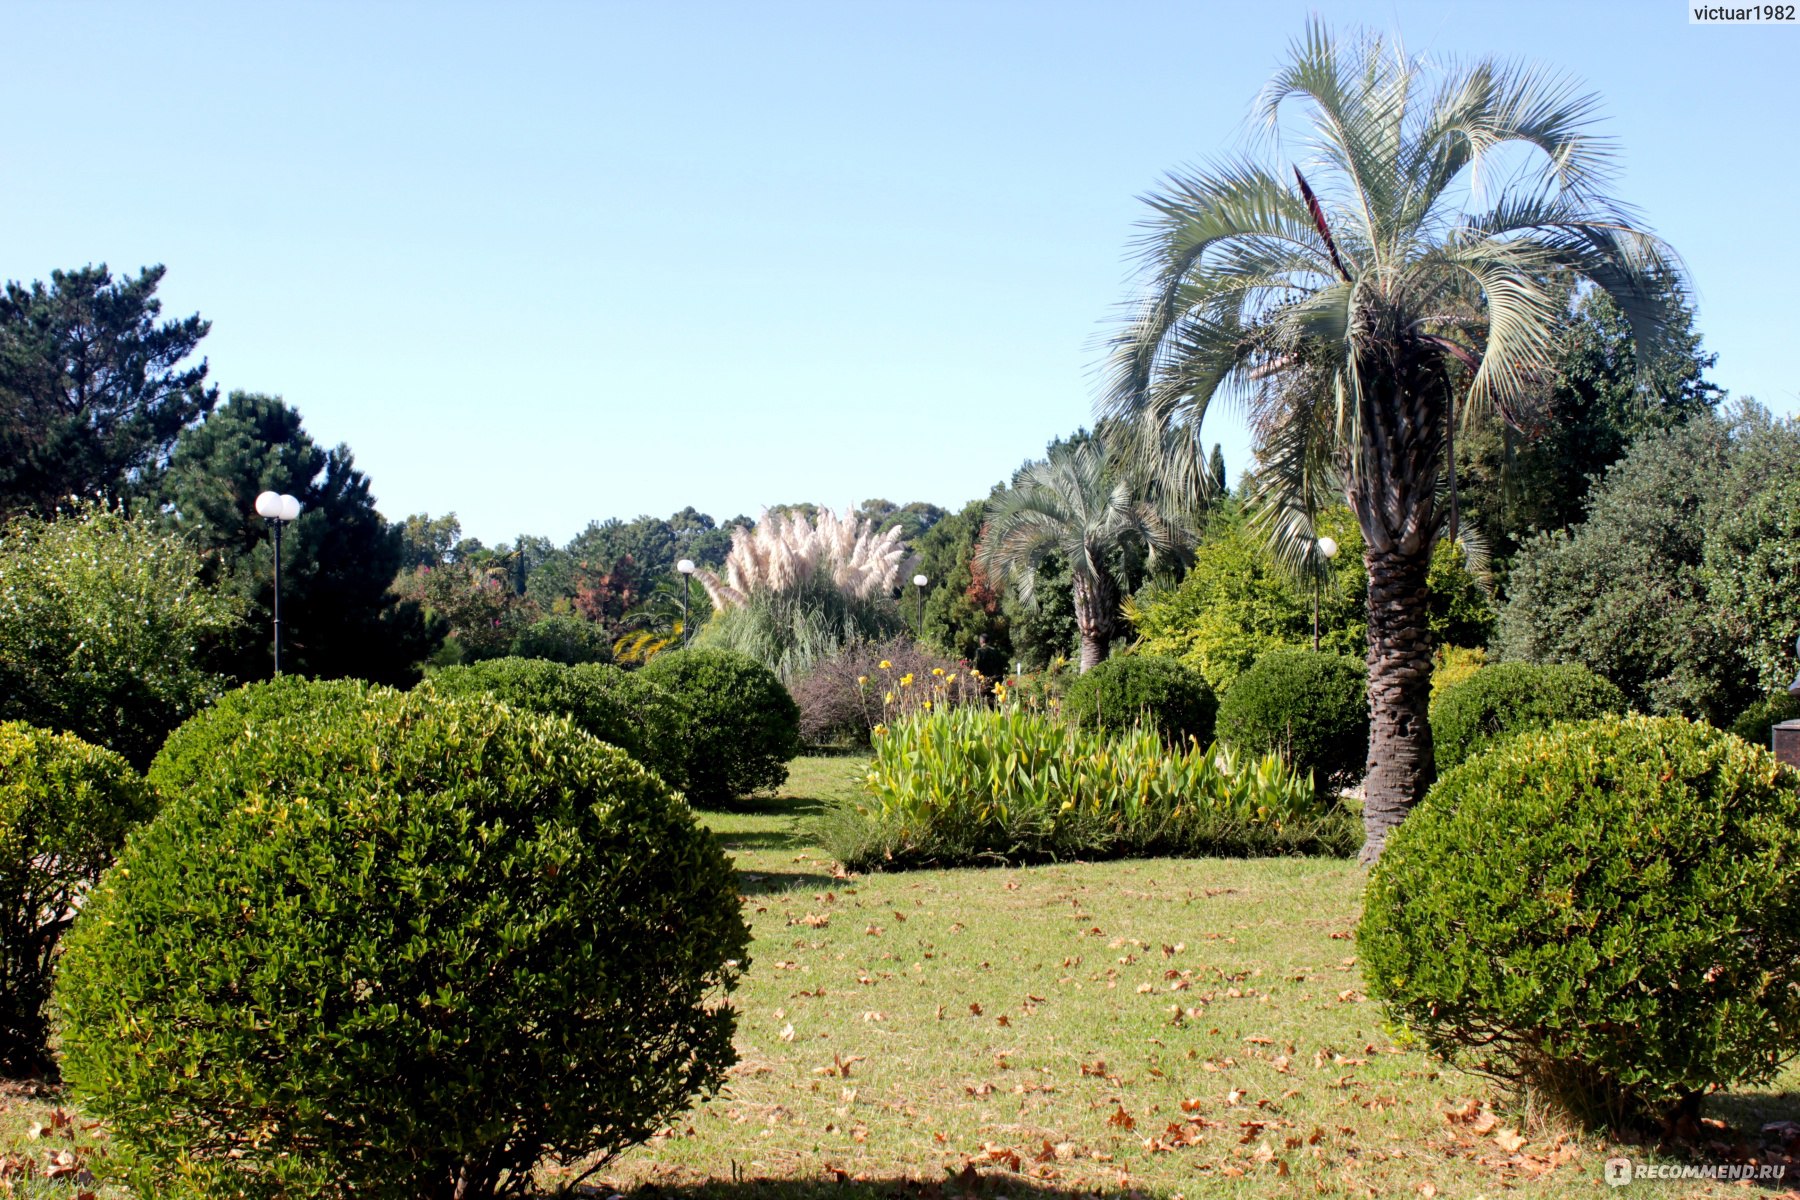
[1103, 20, 1683, 860]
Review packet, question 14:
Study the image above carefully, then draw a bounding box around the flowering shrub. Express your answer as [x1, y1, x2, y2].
[819, 706, 1352, 868]
[790, 638, 987, 749]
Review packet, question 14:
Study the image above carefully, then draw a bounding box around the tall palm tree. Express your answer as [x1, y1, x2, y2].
[1104, 22, 1680, 861]
[980, 435, 1190, 673]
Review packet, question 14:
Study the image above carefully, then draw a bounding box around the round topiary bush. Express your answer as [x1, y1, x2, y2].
[1726, 691, 1800, 748]
[1215, 650, 1367, 794]
[148, 675, 376, 800]
[0, 722, 153, 1073]
[427, 656, 687, 787]
[508, 613, 613, 665]
[1360, 715, 1800, 1129]
[55, 687, 749, 1199]
[641, 648, 801, 806]
[1062, 654, 1217, 746]
[1429, 660, 1628, 772]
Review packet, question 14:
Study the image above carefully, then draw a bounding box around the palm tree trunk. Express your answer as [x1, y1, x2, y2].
[1071, 570, 1119, 673]
[1351, 345, 1447, 863]
[1358, 544, 1435, 863]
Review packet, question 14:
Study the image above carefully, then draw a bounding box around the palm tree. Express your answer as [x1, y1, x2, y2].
[1104, 22, 1680, 861]
[979, 435, 1190, 673]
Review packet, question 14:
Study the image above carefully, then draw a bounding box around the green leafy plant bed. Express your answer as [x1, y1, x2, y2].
[820, 706, 1354, 868]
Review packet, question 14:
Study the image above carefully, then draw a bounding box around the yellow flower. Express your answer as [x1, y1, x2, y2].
[883, 691, 895, 704]
[922, 700, 933, 711]
[872, 724, 887, 738]
[931, 667, 945, 677]
[945, 673, 956, 684]
[878, 659, 892, 670]
[994, 683, 1008, 700]
[857, 674, 869, 686]
[900, 672, 914, 687]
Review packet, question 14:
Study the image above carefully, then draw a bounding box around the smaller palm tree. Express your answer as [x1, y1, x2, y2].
[980, 436, 1192, 672]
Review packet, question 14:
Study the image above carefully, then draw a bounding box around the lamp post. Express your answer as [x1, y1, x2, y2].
[1774, 635, 1800, 766]
[913, 573, 928, 636]
[677, 559, 696, 648]
[253, 491, 302, 676]
[1312, 535, 1339, 651]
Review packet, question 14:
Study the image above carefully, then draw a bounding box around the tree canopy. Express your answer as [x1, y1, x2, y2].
[158, 391, 437, 684]
[0, 264, 215, 517]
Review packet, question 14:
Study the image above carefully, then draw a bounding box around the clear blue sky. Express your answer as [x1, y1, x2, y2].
[4, 2, 1792, 545]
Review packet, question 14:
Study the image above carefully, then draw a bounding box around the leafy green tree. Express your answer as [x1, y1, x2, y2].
[1454, 287, 1722, 557]
[1496, 407, 1800, 723]
[980, 436, 1189, 672]
[1133, 503, 1367, 693]
[1705, 424, 1800, 697]
[857, 499, 948, 542]
[392, 563, 524, 666]
[0, 265, 215, 517]
[159, 392, 437, 684]
[913, 499, 1009, 661]
[398, 512, 465, 569]
[0, 504, 237, 766]
[1106, 23, 1679, 858]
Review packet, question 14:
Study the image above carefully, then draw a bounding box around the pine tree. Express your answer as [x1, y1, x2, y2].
[0, 264, 215, 516]
[158, 392, 438, 683]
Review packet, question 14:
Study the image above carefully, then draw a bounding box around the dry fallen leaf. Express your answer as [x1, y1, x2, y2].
[1495, 1128, 1526, 1153]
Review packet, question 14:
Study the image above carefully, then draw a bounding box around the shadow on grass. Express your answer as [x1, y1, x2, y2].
[578, 1169, 1121, 1199]
[715, 829, 813, 853]
[697, 794, 830, 820]
[735, 869, 838, 895]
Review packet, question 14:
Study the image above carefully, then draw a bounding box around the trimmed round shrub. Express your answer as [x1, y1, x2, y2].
[55, 687, 748, 1199]
[1360, 716, 1800, 1129]
[1430, 661, 1628, 772]
[641, 648, 801, 805]
[148, 675, 375, 800]
[0, 722, 152, 1073]
[508, 613, 613, 665]
[427, 657, 686, 786]
[1215, 650, 1367, 793]
[1062, 654, 1216, 745]
[1726, 691, 1800, 748]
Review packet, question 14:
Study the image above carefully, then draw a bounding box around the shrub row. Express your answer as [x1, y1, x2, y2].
[1428, 660, 1627, 771]
[428, 648, 799, 807]
[1062, 654, 1217, 746]
[820, 705, 1354, 868]
[1216, 650, 1368, 795]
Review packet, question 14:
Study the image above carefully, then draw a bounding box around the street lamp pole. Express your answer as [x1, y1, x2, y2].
[912, 573, 928, 637]
[1313, 535, 1339, 652]
[254, 491, 303, 676]
[677, 559, 696, 648]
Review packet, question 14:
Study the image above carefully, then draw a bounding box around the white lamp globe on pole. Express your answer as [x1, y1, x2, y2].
[912, 573, 929, 635]
[1312, 535, 1339, 651]
[676, 559, 697, 648]
[253, 491, 303, 675]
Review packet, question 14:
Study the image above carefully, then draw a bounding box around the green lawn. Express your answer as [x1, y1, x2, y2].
[2, 757, 1795, 1198]
[597, 757, 1800, 1199]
